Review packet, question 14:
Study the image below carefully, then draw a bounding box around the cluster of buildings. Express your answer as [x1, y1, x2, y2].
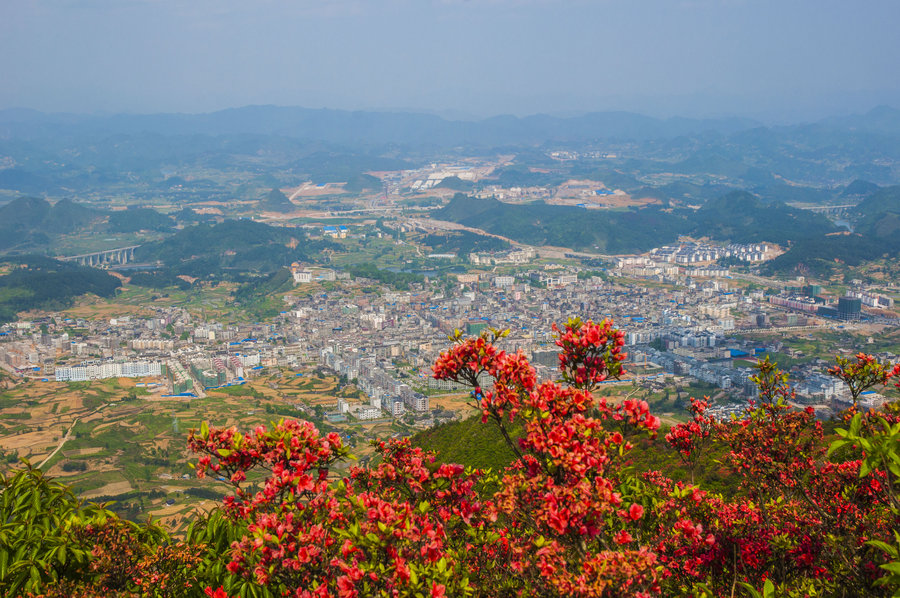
[649, 242, 771, 264]
[769, 292, 862, 321]
[846, 289, 895, 310]
[289, 263, 348, 285]
[54, 360, 162, 382]
[3, 242, 899, 424]
[468, 247, 536, 266]
[322, 347, 429, 419]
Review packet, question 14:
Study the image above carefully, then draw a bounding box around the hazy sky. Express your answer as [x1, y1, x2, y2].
[2, 0, 899, 121]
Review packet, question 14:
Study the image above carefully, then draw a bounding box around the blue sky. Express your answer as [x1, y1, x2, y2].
[2, 0, 898, 121]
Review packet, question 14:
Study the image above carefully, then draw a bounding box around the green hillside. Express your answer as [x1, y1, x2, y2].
[434, 194, 687, 252]
[258, 188, 296, 212]
[107, 207, 176, 233]
[411, 412, 736, 493]
[0, 256, 121, 323]
[765, 186, 900, 276]
[689, 191, 836, 244]
[411, 415, 521, 471]
[0, 197, 103, 252]
[433, 191, 838, 253]
[134, 219, 323, 279]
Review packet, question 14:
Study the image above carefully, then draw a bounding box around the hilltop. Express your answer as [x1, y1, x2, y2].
[258, 188, 296, 213]
[433, 191, 838, 253]
[0, 197, 102, 252]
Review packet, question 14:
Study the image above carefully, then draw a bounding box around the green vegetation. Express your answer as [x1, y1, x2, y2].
[257, 188, 296, 212]
[346, 262, 424, 290]
[232, 268, 295, 319]
[0, 256, 121, 323]
[411, 415, 522, 471]
[0, 197, 102, 252]
[433, 188, 845, 253]
[434, 194, 686, 252]
[691, 191, 836, 244]
[766, 185, 900, 277]
[434, 175, 474, 191]
[133, 219, 334, 283]
[422, 231, 509, 255]
[107, 207, 175, 232]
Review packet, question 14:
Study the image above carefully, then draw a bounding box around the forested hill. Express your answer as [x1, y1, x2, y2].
[433, 194, 686, 252]
[0, 197, 182, 253]
[764, 185, 900, 276]
[258, 188, 296, 213]
[433, 192, 839, 253]
[690, 191, 837, 244]
[852, 185, 900, 238]
[134, 219, 331, 280]
[0, 256, 121, 324]
[0, 197, 103, 252]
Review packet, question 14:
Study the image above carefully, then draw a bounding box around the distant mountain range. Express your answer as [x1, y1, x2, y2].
[1, 104, 897, 202]
[0, 105, 763, 145]
[2, 104, 898, 148]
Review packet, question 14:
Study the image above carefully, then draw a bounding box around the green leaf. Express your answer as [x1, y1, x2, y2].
[867, 540, 898, 557]
[850, 413, 862, 436]
[29, 564, 41, 587]
[889, 462, 900, 478]
[860, 459, 872, 477]
[827, 439, 848, 457]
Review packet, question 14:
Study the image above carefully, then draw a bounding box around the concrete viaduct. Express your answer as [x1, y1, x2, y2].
[58, 245, 140, 267]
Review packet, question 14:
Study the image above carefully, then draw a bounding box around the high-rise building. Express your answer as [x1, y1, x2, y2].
[838, 297, 862, 321]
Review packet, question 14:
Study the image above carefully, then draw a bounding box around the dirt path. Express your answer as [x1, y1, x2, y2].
[37, 418, 78, 469]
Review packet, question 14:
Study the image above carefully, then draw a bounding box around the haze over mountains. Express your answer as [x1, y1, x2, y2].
[0, 105, 766, 145]
[1, 104, 899, 203]
[2, 104, 898, 146]
[1, 102, 900, 290]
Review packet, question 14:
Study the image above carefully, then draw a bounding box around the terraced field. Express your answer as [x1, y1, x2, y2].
[0, 368, 419, 529]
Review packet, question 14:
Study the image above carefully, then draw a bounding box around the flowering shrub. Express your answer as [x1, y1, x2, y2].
[4, 322, 900, 597]
[664, 397, 718, 484]
[827, 352, 894, 409]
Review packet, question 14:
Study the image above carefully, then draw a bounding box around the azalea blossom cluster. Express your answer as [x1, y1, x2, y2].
[828, 352, 896, 408]
[9, 331, 900, 598]
[552, 317, 628, 390]
[179, 330, 900, 598]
